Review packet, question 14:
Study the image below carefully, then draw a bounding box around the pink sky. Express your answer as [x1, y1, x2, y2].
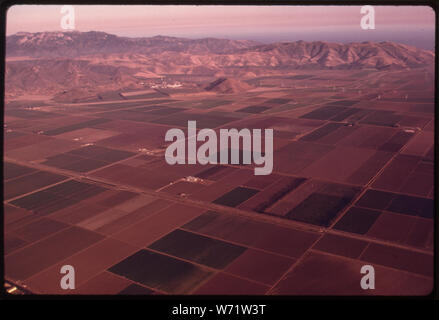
[6, 5, 435, 48]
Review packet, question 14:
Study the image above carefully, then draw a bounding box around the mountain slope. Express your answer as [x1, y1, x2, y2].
[205, 77, 253, 93]
[248, 40, 434, 69]
[5, 31, 435, 100]
[6, 31, 434, 69]
[6, 31, 261, 57]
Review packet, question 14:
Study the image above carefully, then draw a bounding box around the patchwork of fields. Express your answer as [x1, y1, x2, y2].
[4, 68, 434, 295]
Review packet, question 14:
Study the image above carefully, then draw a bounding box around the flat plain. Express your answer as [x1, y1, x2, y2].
[4, 44, 435, 295]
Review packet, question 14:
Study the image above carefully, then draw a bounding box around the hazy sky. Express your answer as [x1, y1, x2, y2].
[6, 5, 435, 49]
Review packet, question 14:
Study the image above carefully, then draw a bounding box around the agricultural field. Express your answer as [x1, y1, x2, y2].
[4, 65, 434, 295]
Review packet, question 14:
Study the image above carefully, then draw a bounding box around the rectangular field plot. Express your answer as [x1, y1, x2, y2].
[5, 227, 104, 280]
[300, 106, 348, 120]
[333, 207, 382, 235]
[300, 123, 345, 142]
[41, 145, 135, 173]
[10, 180, 107, 215]
[195, 165, 237, 181]
[284, 182, 361, 227]
[108, 249, 211, 294]
[182, 210, 319, 258]
[44, 157, 108, 173]
[372, 154, 433, 196]
[96, 110, 166, 123]
[213, 187, 259, 207]
[324, 100, 360, 107]
[355, 189, 433, 219]
[151, 112, 236, 128]
[67, 145, 135, 162]
[286, 193, 353, 227]
[6, 109, 61, 119]
[4, 162, 37, 181]
[300, 147, 376, 184]
[191, 99, 233, 109]
[55, 128, 119, 143]
[90, 163, 182, 191]
[359, 110, 402, 127]
[273, 141, 334, 174]
[266, 179, 360, 221]
[236, 105, 271, 114]
[238, 177, 306, 213]
[5, 170, 68, 200]
[148, 229, 246, 269]
[43, 118, 110, 136]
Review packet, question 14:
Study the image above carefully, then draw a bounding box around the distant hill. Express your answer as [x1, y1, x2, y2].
[6, 31, 261, 57]
[205, 77, 253, 94]
[5, 58, 139, 99]
[248, 40, 434, 69]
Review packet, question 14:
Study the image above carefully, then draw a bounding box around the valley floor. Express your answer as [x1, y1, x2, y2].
[3, 69, 434, 295]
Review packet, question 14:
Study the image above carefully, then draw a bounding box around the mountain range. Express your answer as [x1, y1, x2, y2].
[7, 31, 434, 69]
[5, 31, 435, 100]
